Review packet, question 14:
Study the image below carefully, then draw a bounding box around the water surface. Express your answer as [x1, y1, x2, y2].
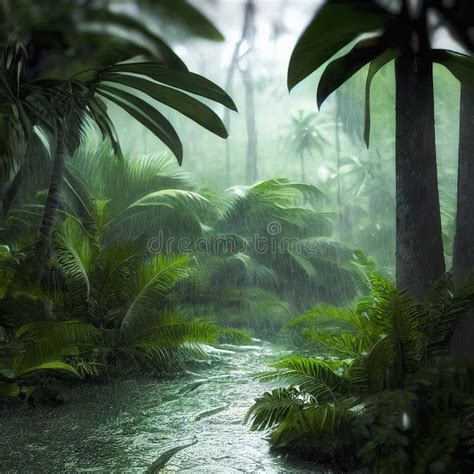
[1, 343, 323, 473]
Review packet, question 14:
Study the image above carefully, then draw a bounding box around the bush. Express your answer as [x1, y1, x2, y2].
[246, 274, 474, 472]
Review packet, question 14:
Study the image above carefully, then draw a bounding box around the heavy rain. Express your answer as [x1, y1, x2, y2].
[1, 1, 474, 472]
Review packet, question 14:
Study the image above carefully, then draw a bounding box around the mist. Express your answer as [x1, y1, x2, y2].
[1, 1, 473, 472]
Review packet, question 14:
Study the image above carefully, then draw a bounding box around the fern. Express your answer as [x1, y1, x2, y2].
[120, 254, 191, 341]
[53, 217, 94, 318]
[11, 321, 96, 378]
[245, 387, 303, 431]
[248, 275, 474, 470]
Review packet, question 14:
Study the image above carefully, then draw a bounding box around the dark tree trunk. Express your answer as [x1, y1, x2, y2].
[451, 84, 474, 357]
[34, 131, 67, 279]
[453, 85, 474, 278]
[395, 53, 445, 298]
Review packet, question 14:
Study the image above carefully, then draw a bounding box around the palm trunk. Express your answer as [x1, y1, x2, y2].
[35, 131, 67, 279]
[395, 53, 445, 298]
[453, 85, 474, 278]
[300, 152, 305, 181]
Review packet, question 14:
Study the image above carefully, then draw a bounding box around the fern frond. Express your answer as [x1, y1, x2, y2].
[245, 387, 303, 431]
[120, 254, 191, 341]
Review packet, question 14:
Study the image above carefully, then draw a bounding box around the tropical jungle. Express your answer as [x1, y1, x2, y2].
[1, 1, 474, 473]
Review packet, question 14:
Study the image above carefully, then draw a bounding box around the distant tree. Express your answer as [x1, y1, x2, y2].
[288, 0, 474, 298]
[223, 0, 258, 185]
[280, 111, 328, 182]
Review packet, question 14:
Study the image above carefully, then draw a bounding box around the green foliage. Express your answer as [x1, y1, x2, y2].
[0, 242, 220, 401]
[287, 1, 387, 91]
[0, 142, 372, 406]
[0, 0, 235, 230]
[288, 0, 474, 148]
[246, 275, 474, 471]
[217, 328, 253, 345]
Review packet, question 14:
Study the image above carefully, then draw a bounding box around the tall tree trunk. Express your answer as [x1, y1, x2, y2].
[453, 85, 474, 278]
[395, 53, 445, 298]
[222, 42, 241, 186]
[224, 0, 256, 186]
[451, 84, 474, 357]
[240, 1, 257, 185]
[34, 131, 67, 280]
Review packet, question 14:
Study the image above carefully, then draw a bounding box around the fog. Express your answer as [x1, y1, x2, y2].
[2, 1, 473, 471]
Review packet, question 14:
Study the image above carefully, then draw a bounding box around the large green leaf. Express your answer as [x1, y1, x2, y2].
[84, 9, 187, 70]
[431, 49, 474, 92]
[126, 189, 209, 210]
[107, 63, 237, 111]
[16, 361, 81, 378]
[364, 48, 399, 146]
[67, 32, 155, 72]
[89, 97, 123, 158]
[146, 440, 198, 474]
[142, 0, 224, 41]
[100, 74, 228, 138]
[317, 37, 386, 109]
[288, 0, 389, 90]
[96, 85, 183, 164]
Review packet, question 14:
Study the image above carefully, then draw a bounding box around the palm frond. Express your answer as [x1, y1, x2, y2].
[245, 387, 303, 431]
[53, 217, 93, 318]
[120, 254, 191, 341]
[257, 356, 345, 402]
[13, 320, 97, 377]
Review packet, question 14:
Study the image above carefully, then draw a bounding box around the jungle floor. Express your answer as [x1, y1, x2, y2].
[0, 343, 323, 473]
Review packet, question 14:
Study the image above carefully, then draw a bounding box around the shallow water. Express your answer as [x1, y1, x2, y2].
[0, 343, 323, 473]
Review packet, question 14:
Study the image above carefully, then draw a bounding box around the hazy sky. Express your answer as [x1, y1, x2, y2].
[183, 0, 319, 76]
[113, 0, 463, 182]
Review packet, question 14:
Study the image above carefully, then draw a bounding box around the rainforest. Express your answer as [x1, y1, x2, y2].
[1, 1, 474, 472]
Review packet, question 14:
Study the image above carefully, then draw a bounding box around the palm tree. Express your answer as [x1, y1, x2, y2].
[0, 149, 224, 397]
[0, 143, 373, 345]
[287, 0, 474, 297]
[0, 220, 219, 394]
[0, 1, 236, 278]
[335, 150, 395, 268]
[280, 111, 329, 182]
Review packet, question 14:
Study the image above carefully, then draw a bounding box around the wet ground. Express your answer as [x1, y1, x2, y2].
[0, 343, 324, 473]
